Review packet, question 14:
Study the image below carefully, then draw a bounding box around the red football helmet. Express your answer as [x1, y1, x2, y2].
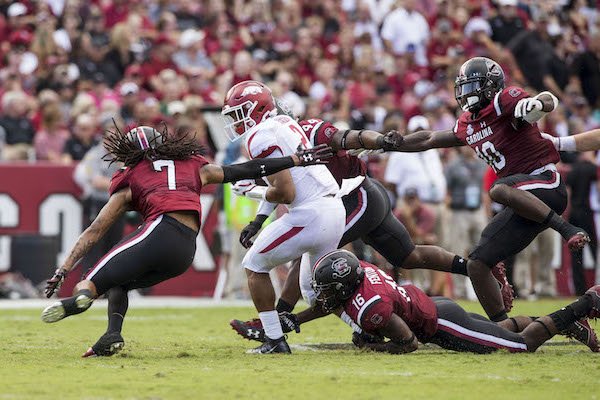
[221, 80, 277, 140]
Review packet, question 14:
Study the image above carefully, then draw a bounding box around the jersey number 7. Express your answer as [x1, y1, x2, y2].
[153, 160, 176, 190]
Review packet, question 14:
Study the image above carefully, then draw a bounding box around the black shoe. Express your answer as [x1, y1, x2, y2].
[247, 336, 291, 354]
[82, 332, 125, 357]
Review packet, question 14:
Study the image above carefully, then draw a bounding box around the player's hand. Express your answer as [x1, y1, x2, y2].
[239, 219, 262, 248]
[293, 144, 334, 166]
[514, 98, 543, 119]
[352, 331, 385, 348]
[232, 179, 257, 197]
[346, 149, 384, 157]
[279, 312, 301, 334]
[44, 267, 67, 298]
[378, 130, 404, 151]
[540, 132, 560, 150]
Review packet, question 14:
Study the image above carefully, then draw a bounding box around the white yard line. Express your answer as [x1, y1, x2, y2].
[0, 297, 254, 310]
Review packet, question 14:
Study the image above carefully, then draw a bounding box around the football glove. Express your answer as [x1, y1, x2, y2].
[352, 331, 385, 348]
[514, 98, 543, 120]
[279, 312, 301, 334]
[377, 130, 404, 151]
[44, 267, 68, 298]
[232, 179, 257, 197]
[240, 221, 262, 248]
[295, 144, 334, 166]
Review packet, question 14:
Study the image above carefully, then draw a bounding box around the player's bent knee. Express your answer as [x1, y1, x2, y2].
[489, 184, 510, 204]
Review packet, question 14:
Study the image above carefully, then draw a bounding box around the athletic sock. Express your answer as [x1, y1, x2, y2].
[276, 299, 294, 313]
[451, 255, 468, 276]
[544, 211, 581, 240]
[259, 310, 284, 340]
[548, 295, 593, 331]
[61, 289, 94, 316]
[107, 288, 128, 333]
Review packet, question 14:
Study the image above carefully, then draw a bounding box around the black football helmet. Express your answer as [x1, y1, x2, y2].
[454, 57, 505, 113]
[125, 126, 164, 150]
[312, 250, 364, 312]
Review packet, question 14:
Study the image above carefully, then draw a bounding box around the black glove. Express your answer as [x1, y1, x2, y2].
[44, 267, 68, 298]
[295, 144, 334, 166]
[377, 130, 404, 151]
[352, 331, 384, 348]
[239, 214, 268, 249]
[279, 311, 301, 334]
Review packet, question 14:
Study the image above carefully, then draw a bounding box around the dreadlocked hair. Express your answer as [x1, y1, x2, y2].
[103, 123, 205, 167]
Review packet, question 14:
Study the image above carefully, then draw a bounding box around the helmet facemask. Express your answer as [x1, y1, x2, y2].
[221, 100, 259, 141]
[312, 281, 349, 313]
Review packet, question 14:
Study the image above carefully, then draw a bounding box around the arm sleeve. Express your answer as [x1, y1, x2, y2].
[360, 299, 394, 332]
[257, 200, 276, 217]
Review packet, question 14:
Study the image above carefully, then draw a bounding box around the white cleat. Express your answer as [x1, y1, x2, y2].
[41, 301, 66, 323]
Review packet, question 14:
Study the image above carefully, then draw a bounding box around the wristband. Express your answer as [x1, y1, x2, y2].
[558, 136, 576, 152]
[340, 129, 351, 150]
[357, 130, 365, 148]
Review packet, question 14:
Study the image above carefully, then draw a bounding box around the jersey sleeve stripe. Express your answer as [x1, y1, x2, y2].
[357, 294, 382, 326]
[309, 121, 324, 145]
[493, 92, 502, 116]
[437, 318, 528, 352]
[254, 145, 283, 159]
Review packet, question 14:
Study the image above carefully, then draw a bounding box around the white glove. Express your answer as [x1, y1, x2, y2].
[346, 149, 383, 157]
[232, 179, 257, 196]
[540, 132, 559, 150]
[232, 180, 267, 201]
[514, 98, 543, 120]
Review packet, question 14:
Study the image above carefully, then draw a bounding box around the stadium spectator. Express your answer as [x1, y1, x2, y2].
[34, 96, 69, 162]
[62, 113, 98, 162]
[0, 90, 35, 161]
[381, 0, 430, 66]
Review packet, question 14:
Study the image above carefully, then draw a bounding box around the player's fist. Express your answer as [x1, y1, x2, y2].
[352, 331, 384, 348]
[514, 98, 543, 120]
[294, 144, 334, 166]
[232, 179, 257, 197]
[239, 219, 262, 248]
[44, 267, 67, 298]
[378, 130, 404, 151]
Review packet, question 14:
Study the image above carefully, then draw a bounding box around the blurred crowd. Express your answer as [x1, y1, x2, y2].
[1, 0, 600, 299]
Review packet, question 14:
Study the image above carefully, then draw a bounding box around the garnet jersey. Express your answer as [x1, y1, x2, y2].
[245, 115, 338, 207]
[453, 86, 559, 178]
[343, 261, 438, 341]
[298, 118, 367, 185]
[109, 155, 209, 223]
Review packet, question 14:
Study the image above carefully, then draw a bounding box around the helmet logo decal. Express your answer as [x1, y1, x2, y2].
[331, 258, 351, 279]
[241, 86, 263, 97]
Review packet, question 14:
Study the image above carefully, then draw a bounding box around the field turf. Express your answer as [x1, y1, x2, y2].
[1, 299, 598, 400]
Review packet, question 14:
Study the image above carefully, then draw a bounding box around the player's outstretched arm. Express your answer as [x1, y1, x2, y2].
[389, 129, 464, 152]
[199, 144, 333, 185]
[44, 188, 131, 297]
[543, 129, 600, 152]
[330, 129, 404, 152]
[355, 314, 418, 354]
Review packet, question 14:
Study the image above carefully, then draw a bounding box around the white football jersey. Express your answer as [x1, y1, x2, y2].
[244, 115, 338, 208]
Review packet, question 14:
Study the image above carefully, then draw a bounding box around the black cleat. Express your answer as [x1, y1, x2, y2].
[230, 318, 266, 342]
[560, 319, 599, 353]
[82, 332, 125, 357]
[247, 336, 291, 354]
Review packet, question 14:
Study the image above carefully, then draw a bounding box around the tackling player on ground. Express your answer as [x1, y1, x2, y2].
[313, 249, 599, 354]
[41, 124, 332, 357]
[387, 57, 589, 323]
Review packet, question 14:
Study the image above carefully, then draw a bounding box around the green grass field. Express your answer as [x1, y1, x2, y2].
[1, 299, 598, 400]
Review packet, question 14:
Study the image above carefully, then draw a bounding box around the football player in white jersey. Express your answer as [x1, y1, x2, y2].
[222, 80, 346, 353]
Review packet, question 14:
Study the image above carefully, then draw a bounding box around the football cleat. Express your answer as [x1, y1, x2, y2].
[41, 293, 94, 323]
[82, 332, 125, 357]
[560, 319, 599, 352]
[246, 336, 291, 354]
[568, 232, 591, 252]
[585, 285, 600, 319]
[230, 318, 265, 342]
[491, 262, 514, 312]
